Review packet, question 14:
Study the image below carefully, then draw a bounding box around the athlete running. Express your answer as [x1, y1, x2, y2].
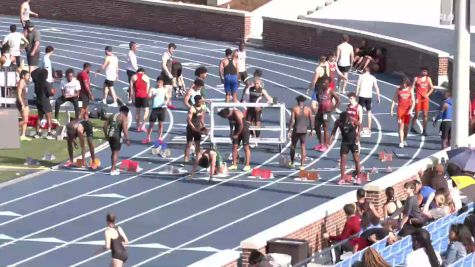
[336, 34, 354, 93]
[236, 41, 247, 87]
[96, 46, 119, 107]
[411, 67, 434, 136]
[220, 49, 239, 103]
[329, 111, 362, 185]
[130, 67, 150, 132]
[126, 41, 138, 104]
[77, 63, 93, 120]
[64, 119, 97, 169]
[185, 95, 206, 163]
[160, 43, 176, 108]
[103, 106, 131, 176]
[143, 77, 169, 143]
[101, 213, 129, 267]
[314, 77, 340, 152]
[16, 70, 31, 141]
[190, 148, 227, 182]
[218, 108, 251, 171]
[433, 91, 452, 149]
[355, 66, 381, 133]
[288, 95, 313, 170]
[390, 77, 415, 148]
[243, 78, 273, 139]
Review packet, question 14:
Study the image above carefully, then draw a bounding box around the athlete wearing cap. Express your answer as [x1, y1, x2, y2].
[391, 77, 415, 148]
[336, 34, 354, 94]
[64, 119, 97, 169]
[288, 95, 313, 170]
[97, 46, 119, 107]
[411, 67, 434, 136]
[130, 67, 150, 132]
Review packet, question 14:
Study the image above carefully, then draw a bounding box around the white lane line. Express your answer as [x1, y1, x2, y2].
[0, 108, 175, 227]
[130, 118, 383, 266]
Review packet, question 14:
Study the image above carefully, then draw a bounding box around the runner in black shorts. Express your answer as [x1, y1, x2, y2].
[185, 95, 206, 163]
[64, 119, 97, 169]
[104, 106, 131, 176]
[358, 97, 372, 112]
[218, 108, 251, 171]
[243, 78, 273, 139]
[329, 111, 362, 185]
[32, 68, 54, 139]
[288, 95, 313, 170]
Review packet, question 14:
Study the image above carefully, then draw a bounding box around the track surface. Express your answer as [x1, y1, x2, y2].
[0, 15, 443, 267]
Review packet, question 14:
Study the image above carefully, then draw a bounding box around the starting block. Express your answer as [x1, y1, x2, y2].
[151, 141, 171, 158]
[357, 172, 370, 183]
[250, 168, 273, 179]
[120, 160, 141, 172]
[370, 167, 378, 174]
[298, 169, 319, 181]
[342, 174, 353, 183]
[378, 151, 393, 162]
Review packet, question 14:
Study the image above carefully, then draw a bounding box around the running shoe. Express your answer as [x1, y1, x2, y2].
[354, 178, 362, 185]
[142, 137, 151, 144]
[319, 145, 328, 152]
[399, 142, 404, 148]
[20, 135, 32, 141]
[410, 127, 418, 134]
[422, 130, 428, 136]
[228, 165, 238, 171]
[337, 179, 350, 185]
[299, 166, 305, 171]
[33, 134, 41, 139]
[109, 102, 118, 107]
[313, 144, 323, 151]
[242, 165, 251, 172]
[45, 133, 55, 140]
[404, 141, 408, 146]
[110, 169, 120, 176]
[63, 161, 73, 168]
[127, 100, 132, 105]
[141, 125, 147, 132]
[102, 99, 107, 105]
[288, 162, 295, 169]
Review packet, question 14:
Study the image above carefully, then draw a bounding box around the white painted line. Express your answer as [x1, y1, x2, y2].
[86, 193, 127, 199]
[0, 211, 21, 217]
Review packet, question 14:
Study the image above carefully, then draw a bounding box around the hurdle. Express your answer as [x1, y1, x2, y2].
[209, 102, 287, 151]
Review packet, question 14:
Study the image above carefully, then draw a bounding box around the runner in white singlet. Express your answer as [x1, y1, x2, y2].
[96, 46, 119, 107]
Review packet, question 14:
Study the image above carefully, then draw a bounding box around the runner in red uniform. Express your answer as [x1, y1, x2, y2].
[327, 54, 345, 91]
[391, 77, 415, 148]
[346, 92, 363, 138]
[314, 77, 340, 152]
[411, 67, 434, 136]
[471, 91, 475, 135]
[130, 68, 150, 132]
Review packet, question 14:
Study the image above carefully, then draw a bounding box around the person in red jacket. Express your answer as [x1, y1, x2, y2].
[323, 203, 361, 260]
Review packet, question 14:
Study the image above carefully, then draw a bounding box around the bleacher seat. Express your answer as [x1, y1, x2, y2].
[451, 253, 474, 267]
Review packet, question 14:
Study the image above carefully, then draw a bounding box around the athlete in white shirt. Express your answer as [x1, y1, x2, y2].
[356, 66, 381, 133]
[42, 45, 54, 84]
[236, 41, 248, 86]
[96, 46, 119, 107]
[20, 0, 39, 29]
[336, 35, 354, 94]
[2, 24, 29, 65]
[55, 68, 81, 120]
[126, 41, 138, 104]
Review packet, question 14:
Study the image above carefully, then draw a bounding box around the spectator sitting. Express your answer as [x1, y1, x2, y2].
[355, 189, 378, 218]
[415, 179, 436, 209]
[383, 186, 402, 219]
[430, 164, 450, 193]
[353, 211, 389, 252]
[353, 39, 371, 70]
[369, 48, 386, 73]
[323, 203, 361, 260]
[361, 247, 391, 267]
[442, 224, 475, 266]
[399, 181, 426, 237]
[463, 214, 475, 238]
[446, 163, 467, 211]
[405, 228, 442, 267]
[423, 190, 451, 221]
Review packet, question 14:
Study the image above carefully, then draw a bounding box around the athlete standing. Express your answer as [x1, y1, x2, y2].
[336, 35, 354, 94]
[126, 41, 138, 104]
[288, 95, 313, 170]
[411, 67, 434, 136]
[433, 91, 452, 149]
[329, 111, 362, 185]
[390, 77, 415, 148]
[102, 213, 129, 267]
[20, 0, 39, 30]
[143, 78, 169, 143]
[130, 68, 150, 132]
[236, 41, 247, 87]
[244, 78, 273, 139]
[185, 95, 206, 163]
[97, 46, 119, 107]
[220, 49, 239, 103]
[16, 70, 31, 141]
[160, 43, 177, 108]
[104, 106, 131, 176]
[218, 108, 251, 171]
[346, 92, 363, 132]
[77, 63, 93, 120]
[314, 77, 340, 152]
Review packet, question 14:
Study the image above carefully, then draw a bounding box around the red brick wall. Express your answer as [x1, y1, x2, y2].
[262, 17, 445, 84]
[1, 0, 250, 42]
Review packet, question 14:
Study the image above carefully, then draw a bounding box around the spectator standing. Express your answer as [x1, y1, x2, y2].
[32, 68, 54, 139]
[433, 90, 453, 149]
[41, 45, 54, 85]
